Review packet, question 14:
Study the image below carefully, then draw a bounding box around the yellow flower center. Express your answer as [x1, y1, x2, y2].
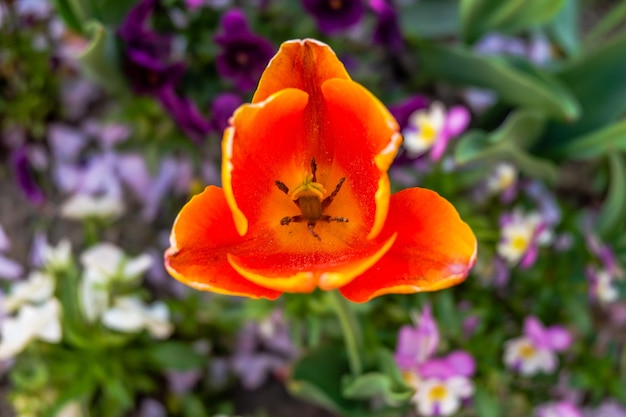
[419, 121, 438, 145]
[428, 384, 448, 401]
[329, 0, 344, 10]
[511, 234, 529, 252]
[519, 342, 536, 359]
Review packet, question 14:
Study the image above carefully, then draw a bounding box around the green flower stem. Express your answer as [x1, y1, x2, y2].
[329, 290, 363, 376]
[585, 0, 626, 46]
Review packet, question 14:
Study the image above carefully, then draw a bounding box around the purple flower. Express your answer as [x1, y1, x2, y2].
[231, 309, 297, 389]
[394, 304, 439, 370]
[524, 316, 572, 352]
[536, 401, 583, 417]
[302, 0, 365, 34]
[388, 95, 429, 131]
[504, 316, 571, 376]
[210, 92, 243, 133]
[584, 400, 626, 417]
[401, 101, 471, 161]
[418, 351, 476, 380]
[369, 0, 403, 51]
[118, 0, 185, 96]
[156, 86, 212, 142]
[214, 9, 275, 92]
[10, 146, 45, 205]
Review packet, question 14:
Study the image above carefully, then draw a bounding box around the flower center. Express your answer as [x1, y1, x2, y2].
[428, 383, 448, 401]
[511, 234, 529, 252]
[419, 121, 438, 145]
[519, 342, 536, 359]
[275, 159, 349, 241]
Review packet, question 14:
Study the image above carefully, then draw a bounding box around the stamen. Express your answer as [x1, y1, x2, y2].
[307, 222, 321, 241]
[275, 180, 289, 194]
[311, 158, 317, 182]
[321, 177, 345, 210]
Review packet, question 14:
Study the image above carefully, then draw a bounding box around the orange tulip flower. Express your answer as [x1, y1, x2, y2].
[164, 39, 476, 303]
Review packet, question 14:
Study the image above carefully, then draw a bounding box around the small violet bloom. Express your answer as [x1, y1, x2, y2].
[10, 145, 45, 205]
[486, 162, 518, 203]
[0, 225, 23, 281]
[369, 0, 404, 51]
[497, 209, 550, 268]
[402, 101, 470, 161]
[394, 304, 439, 371]
[118, 0, 184, 96]
[411, 351, 476, 417]
[302, 0, 365, 34]
[164, 40, 476, 302]
[586, 266, 619, 305]
[536, 401, 583, 417]
[214, 9, 275, 92]
[504, 316, 572, 376]
[231, 309, 297, 389]
[210, 92, 244, 133]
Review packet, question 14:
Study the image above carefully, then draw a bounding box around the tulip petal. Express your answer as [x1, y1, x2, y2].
[339, 188, 477, 303]
[164, 186, 282, 300]
[252, 39, 350, 103]
[226, 232, 396, 292]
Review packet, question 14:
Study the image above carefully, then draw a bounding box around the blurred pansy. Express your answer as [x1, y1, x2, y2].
[497, 209, 550, 268]
[0, 225, 23, 281]
[211, 92, 244, 133]
[0, 298, 62, 361]
[2, 271, 55, 313]
[164, 39, 476, 303]
[486, 162, 518, 202]
[302, 0, 365, 34]
[60, 193, 125, 220]
[410, 351, 476, 417]
[586, 267, 619, 304]
[369, 0, 403, 51]
[536, 401, 583, 417]
[214, 9, 275, 92]
[101, 296, 173, 339]
[402, 101, 470, 161]
[504, 316, 572, 376]
[394, 304, 439, 371]
[11, 145, 45, 205]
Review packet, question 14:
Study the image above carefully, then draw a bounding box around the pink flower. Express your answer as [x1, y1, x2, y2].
[394, 305, 439, 370]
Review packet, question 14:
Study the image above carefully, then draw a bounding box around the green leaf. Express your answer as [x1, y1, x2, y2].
[473, 387, 501, 417]
[597, 151, 626, 238]
[50, 0, 86, 34]
[549, 120, 626, 159]
[76, 21, 126, 94]
[460, 0, 566, 43]
[489, 109, 546, 149]
[399, 0, 460, 39]
[454, 114, 558, 184]
[547, 0, 580, 56]
[417, 43, 580, 121]
[288, 345, 366, 417]
[545, 31, 626, 142]
[148, 341, 206, 371]
[342, 349, 412, 406]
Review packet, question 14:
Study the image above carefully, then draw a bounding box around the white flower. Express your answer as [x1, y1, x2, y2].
[81, 243, 152, 282]
[403, 102, 446, 156]
[60, 193, 125, 220]
[0, 298, 62, 360]
[79, 243, 152, 322]
[412, 377, 474, 416]
[503, 336, 556, 375]
[3, 271, 55, 313]
[42, 239, 72, 271]
[497, 211, 545, 265]
[487, 163, 517, 194]
[594, 270, 619, 304]
[102, 296, 173, 339]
